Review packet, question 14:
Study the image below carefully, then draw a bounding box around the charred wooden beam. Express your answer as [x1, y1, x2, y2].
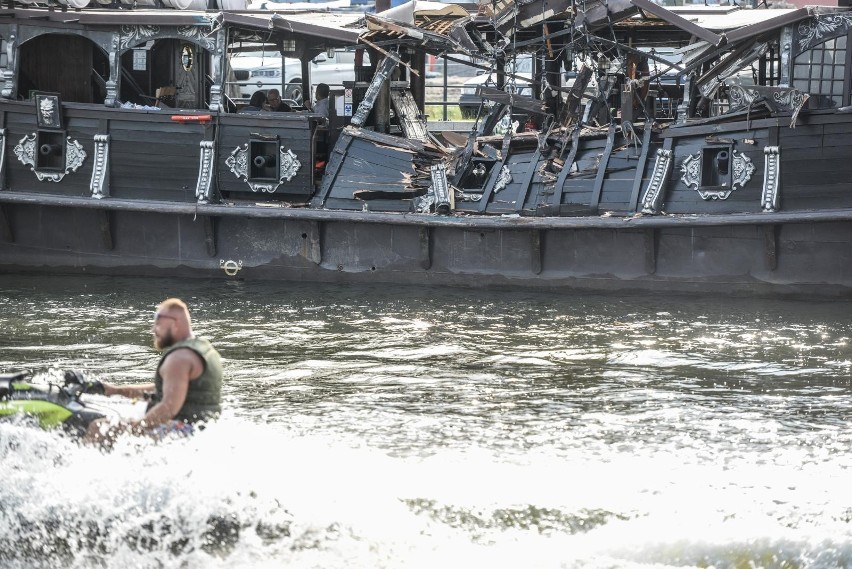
[548, 127, 581, 214]
[591, 124, 617, 214]
[575, 0, 639, 34]
[696, 41, 769, 99]
[448, 25, 478, 53]
[629, 125, 654, 213]
[410, 49, 426, 112]
[312, 132, 354, 208]
[515, 0, 573, 32]
[478, 130, 513, 214]
[515, 148, 542, 214]
[351, 54, 399, 128]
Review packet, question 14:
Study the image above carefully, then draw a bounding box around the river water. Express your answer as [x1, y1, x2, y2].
[1, 274, 852, 569]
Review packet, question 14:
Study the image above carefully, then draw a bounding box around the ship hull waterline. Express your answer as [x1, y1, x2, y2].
[1, 196, 851, 297]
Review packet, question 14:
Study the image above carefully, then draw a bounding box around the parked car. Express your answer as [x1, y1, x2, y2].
[228, 48, 368, 105]
[228, 48, 302, 102]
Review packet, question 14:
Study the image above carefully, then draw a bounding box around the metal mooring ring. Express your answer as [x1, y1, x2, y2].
[219, 259, 243, 276]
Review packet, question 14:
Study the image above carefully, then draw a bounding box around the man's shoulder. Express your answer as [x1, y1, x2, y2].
[165, 345, 204, 363]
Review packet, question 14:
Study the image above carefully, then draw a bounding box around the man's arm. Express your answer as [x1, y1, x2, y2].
[103, 383, 155, 399]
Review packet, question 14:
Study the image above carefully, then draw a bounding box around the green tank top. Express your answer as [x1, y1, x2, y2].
[154, 336, 222, 422]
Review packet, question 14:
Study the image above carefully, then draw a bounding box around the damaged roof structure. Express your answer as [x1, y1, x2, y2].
[320, 0, 849, 220]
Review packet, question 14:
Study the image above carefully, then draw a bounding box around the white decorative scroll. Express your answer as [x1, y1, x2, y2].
[196, 140, 215, 204]
[494, 165, 512, 193]
[90, 134, 110, 199]
[762, 146, 781, 212]
[224, 144, 302, 193]
[14, 133, 87, 183]
[640, 148, 673, 214]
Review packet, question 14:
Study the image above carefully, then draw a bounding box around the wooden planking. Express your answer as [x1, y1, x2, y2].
[0, 102, 321, 201]
[781, 145, 852, 165]
[326, 141, 420, 200]
[342, 142, 417, 173]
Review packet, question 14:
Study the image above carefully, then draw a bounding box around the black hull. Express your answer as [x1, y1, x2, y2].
[3, 196, 852, 297]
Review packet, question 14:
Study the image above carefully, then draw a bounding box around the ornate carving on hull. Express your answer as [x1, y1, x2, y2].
[14, 133, 87, 183]
[196, 140, 216, 204]
[225, 144, 301, 193]
[429, 163, 451, 214]
[90, 134, 110, 199]
[640, 148, 673, 214]
[762, 146, 781, 212]
[679, 150, 755, 200]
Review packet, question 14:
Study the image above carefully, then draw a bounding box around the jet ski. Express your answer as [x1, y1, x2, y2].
[0, 370, 111, 437]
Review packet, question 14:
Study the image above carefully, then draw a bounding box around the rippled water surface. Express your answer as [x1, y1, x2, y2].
[2, 274, 852, 568]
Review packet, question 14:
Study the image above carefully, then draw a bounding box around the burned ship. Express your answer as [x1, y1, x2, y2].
[0, 0, 850, 295]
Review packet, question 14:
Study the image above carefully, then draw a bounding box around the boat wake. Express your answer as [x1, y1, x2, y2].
[3, 416, 852, 569]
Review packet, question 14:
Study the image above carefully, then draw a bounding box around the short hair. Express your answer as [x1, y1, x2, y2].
[159, 298, 190, 323]
[316, 83, 330, 99]
[267, 89, 281, 98]
[249, 90, 266, 108]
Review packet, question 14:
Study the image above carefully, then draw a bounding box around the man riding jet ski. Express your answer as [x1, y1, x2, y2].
[2, 297, 222, 443]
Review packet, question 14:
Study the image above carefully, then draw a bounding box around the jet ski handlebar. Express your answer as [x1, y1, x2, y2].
[62, 370, 105, 396]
